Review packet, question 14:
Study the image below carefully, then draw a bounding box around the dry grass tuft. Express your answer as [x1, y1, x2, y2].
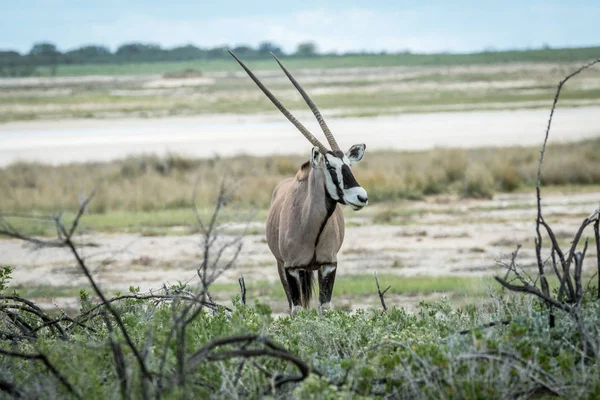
[1, 137, 599, 213]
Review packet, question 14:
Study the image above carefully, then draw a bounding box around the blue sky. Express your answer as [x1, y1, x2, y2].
[3, 0, 599, 54]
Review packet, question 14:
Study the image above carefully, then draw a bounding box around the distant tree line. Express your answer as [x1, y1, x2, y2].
[0, 40, 325, 77]
[1, 40, 597, 78]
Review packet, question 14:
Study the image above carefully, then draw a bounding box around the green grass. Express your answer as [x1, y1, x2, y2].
[334, 274, 490, 297]
[10, 275, 491, 308]
[29, 46, 600, 77]
[0, 208, 265, 237]
[209, 274, 492, 300]
[10, 285, 87, 299]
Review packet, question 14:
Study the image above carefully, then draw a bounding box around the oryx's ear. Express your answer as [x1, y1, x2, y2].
[346, 143, 366, 164]
[310, 147, 323, 169]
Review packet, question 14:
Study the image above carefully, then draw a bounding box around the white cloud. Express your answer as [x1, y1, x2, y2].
[79, 7, 480, 53]
[10, 3, 599, 54]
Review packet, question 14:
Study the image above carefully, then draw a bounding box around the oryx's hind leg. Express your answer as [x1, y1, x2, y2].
[285, 269, 304, 316]
[318, 264, 337, 313]
[276, 260, 292, 311]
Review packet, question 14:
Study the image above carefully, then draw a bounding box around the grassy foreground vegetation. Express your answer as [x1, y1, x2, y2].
[3, 268, 600, 398]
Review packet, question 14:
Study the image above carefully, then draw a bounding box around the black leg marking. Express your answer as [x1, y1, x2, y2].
[285, 269, 302, 307]
[277, 262, 292, 310]
[318, 265, 337, 306]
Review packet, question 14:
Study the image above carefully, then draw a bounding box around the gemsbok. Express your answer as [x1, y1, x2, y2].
[229, 51, 369, 315]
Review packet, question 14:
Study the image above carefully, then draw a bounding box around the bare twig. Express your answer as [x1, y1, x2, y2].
[101, 311, 128, 399]
[496, 59, 600, 330]
[0, 348, 81, 399]
[456, 350, 561, 397]
[186, 334, 314, 389]
[0, 214, 65, 248]
[455, 319, 512, 336]
[0, 378, 25, 398]
[56, 213, 152, 382]
[374, 272, 391, 311]
[0, 295, 67, 339]
[537, 58, 600, 186]
[564, 211, 598, 269]
[0, 330, 36, 342]
[574, 239, 589, 307]
[159, 179, 246, 391]
[540, 219, 574, 300]
[494, 276, 571, 314]
[5, 191, 152, 385]
[595, 218, 600, 300]
[532, 59, 600, 324]
[70, 292, 229, 329]
[239, 275, 247, 305]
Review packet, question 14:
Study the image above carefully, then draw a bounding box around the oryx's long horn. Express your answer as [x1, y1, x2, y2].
[228, 51, 329, 154]
[270, 53, 340, 152]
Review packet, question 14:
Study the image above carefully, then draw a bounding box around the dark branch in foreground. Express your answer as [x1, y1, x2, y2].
[374, 272, 391, 311]
[530, 59, 600, 327]
[456, 319, 512, 336]
[456, 351, 561, 397]
[595, 218, 600, 300]
[1, 180, 266, 398]
[239, 275, 247, 305]
[186, 334, 316, 389]
[0, 378, 24, 398]
[53, 192, 153, 383]
[0, 348, 81, 399]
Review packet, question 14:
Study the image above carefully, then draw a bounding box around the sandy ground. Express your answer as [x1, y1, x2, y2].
[1, 106, 600, 166]
[2, 189, 598, 312]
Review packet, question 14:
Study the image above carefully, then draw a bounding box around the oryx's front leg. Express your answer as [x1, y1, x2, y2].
[318, 264, 337, 313]
[276, 261, 292, 311]
[285, 269, 303, 315]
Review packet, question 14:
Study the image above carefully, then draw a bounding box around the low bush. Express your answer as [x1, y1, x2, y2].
[3, 273, 600, 399]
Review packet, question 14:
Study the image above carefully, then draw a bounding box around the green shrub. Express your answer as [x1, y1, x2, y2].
[2, 290, 600, 398]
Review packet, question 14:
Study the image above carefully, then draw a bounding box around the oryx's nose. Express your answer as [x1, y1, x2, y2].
[357, 194, 368, 204]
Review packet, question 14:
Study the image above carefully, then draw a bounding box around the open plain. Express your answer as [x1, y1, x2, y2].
[1, 60, 600, 313]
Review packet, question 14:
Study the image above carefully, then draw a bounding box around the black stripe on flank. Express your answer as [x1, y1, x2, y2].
[314, 195, 337, 249]
[341, 165, 359, 189]
[311, 193, 337, 266]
